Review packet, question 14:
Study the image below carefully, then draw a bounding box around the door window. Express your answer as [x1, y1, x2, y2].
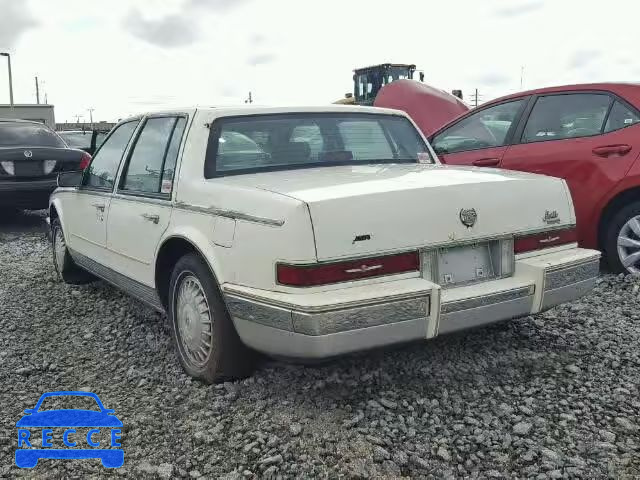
[522, 93, 611, 143]
[431, 99, 524, 154]
[604, 100, 640, 133]
[120, 116, 185, 195]
[84, 121, 139, 190]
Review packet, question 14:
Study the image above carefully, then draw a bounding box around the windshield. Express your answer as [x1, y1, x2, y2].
[208, 113, 431, 176]
[58, 131, 91, 148]
[0, 122, 66, 148]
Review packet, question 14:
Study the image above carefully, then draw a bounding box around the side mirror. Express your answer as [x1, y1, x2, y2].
[57, 171, 83, 188]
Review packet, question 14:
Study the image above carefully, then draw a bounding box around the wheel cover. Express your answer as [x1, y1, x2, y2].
[175, 274, 213, 368]
[54, 227, 67, 274]
[617, 215, 640, 273]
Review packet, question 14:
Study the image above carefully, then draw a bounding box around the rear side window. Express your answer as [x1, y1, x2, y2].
[59, 131, 91, 149]
[120, 116, 185, 196]
[522, 93, 611, 143]
[84, 121, 139, 190]
[604, 100, 640, 133]
[206, 113, 430, 177]
[0, 122, 65, 148]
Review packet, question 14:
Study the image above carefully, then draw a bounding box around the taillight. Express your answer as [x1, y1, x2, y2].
[514, 228, 577, 254]
[79, 152, 92, 170]
[277, 251, 420, 287]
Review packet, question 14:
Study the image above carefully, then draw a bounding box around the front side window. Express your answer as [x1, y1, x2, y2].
[84, 121, 139, 190]
[604, 100, 640, 133]
[432, 99, 524, 154]
[207, 113, 430, 176]
[0, 122, 65, 148]
[120, 117, 183, 195]
[522, 93, 611, 143]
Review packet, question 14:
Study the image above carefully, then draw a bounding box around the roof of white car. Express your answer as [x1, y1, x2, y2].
[121, 104, 407, 122]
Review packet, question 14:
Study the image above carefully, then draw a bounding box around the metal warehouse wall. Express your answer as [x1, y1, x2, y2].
[0, 105, 55, 128]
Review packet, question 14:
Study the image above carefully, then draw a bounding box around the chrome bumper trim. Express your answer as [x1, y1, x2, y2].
[440, 286, 534, 314]
[234, 317, 427, 359]
[541, 278, 596, 311]
[224, 292, 430, 336]
[544, 260, 600, 291]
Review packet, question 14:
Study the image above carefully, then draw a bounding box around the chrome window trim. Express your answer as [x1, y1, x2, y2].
[175, 201, 284, 227]
[112, 193, 172, 207]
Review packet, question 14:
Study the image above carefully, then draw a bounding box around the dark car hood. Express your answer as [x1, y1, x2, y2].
[374, 79, 470, 137]
[16, 409, 123, 427]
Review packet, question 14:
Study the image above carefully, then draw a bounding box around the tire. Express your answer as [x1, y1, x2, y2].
[603, 200, 640, 273]
[168, 253, 256, 383]
[51, 218, 94, 284]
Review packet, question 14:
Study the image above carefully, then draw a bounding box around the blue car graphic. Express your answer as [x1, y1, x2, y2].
[15, 391, 123, 468]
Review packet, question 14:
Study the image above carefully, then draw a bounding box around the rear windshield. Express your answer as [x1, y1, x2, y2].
[58, 131, 91, 148]
[0, 122, 65, 148]
[205, 113, 431, 177]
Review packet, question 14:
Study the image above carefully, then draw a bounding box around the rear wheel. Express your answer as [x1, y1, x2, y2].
[168, 253, 256, 383]
[51, 218, 93, 284]
[604, 201, 640, 273]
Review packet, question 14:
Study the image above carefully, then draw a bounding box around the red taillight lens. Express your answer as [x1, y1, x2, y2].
[514, 228, 577, 254]
[79, 152, 92, 170]
[277, 251, 420, 287]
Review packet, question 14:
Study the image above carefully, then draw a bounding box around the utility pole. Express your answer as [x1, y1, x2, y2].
[244, 91, 253, 104]
[0, 53, 14, 109]
[472, 88, 479, 108]
[87, 108, 95, 128]
[35, 76, 40, 104]
[520, 66, 524, 90]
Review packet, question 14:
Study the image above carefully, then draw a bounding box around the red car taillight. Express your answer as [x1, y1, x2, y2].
[79, 152, 92, 170]
[277, 251, 420, 287]
[514, 228, 577, 254]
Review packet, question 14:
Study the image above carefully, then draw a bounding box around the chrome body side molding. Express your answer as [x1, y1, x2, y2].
[70, 249, 165, 313]
[174, 201, 284, 227]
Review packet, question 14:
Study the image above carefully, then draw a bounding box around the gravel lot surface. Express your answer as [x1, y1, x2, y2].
[0, 211, 639, 479]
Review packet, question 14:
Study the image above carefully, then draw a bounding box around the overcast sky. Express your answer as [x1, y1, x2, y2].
[0, 0, 638, 123]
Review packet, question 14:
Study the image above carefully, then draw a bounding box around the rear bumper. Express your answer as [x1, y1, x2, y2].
[224, 247, 600, 359]
[0, 178, 57, 209]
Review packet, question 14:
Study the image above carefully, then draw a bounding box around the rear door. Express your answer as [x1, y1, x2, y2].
[106, 115, 187, 285]
[431, 98, 529, 167]
[500, 92, 640, 246]
[64, 120, 140, 264]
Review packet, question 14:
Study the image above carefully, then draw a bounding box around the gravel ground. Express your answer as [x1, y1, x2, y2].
[0, 211, 639, 479]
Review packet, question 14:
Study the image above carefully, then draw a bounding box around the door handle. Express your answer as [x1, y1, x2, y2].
[592, 144, 632, 157]
[472, 158, 500, 167]
[91, 203, 105, 211]
[141, 213, 160, 224]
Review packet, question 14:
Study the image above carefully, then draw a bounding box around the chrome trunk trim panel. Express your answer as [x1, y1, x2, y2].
[440, 286, 533, 314]
[70, 249, 165, 313]
[175, 201, 284, 227]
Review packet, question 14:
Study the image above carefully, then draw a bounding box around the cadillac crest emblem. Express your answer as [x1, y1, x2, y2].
[459, 208, 477, 228]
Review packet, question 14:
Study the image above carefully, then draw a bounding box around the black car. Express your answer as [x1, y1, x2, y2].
[57, 129, 108, 155]
[0, 119, 90, 210]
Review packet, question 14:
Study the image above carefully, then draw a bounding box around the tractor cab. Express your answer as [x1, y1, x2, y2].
[352, 64, 422, 106]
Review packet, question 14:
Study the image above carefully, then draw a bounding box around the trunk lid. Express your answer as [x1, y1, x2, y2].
[0, 147, 85, 179]
[222, 164, 575, 260]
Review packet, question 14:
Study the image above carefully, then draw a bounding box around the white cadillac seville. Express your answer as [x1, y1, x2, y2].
[48, 105, 600, 382]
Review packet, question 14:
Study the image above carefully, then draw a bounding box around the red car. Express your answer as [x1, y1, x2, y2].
[383, 82, 640, 273]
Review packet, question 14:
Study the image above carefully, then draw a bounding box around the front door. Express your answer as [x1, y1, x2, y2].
[500, 93, 640, 247]
[65, 120, 140, 265]
[431, 98, 528, 167]
[106, 116, 187, 286]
